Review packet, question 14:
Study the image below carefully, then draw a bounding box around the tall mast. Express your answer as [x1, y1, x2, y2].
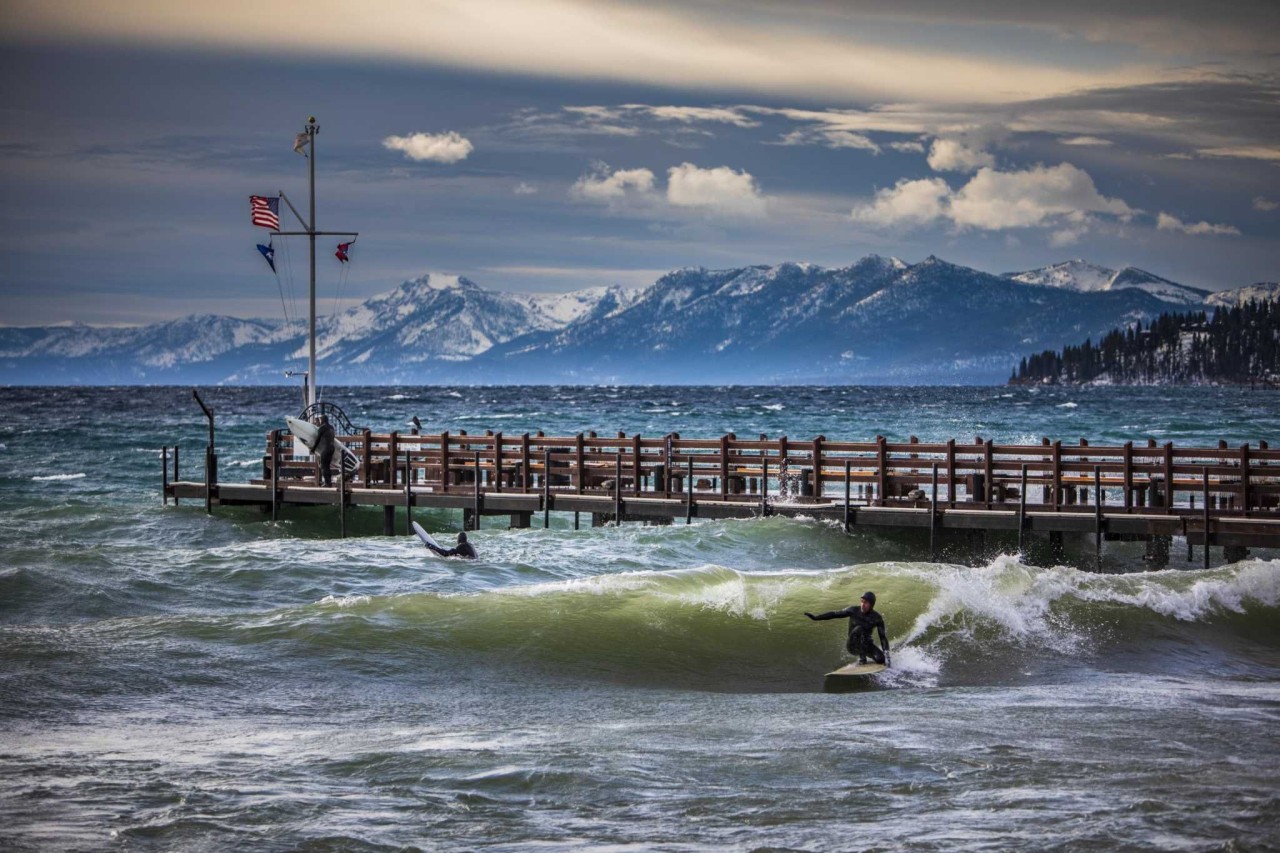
[307, 116, 318, 409]
[269, 116, 357, 413]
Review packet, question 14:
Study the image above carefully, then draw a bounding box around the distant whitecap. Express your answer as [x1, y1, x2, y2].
[32, 473, 86, 481]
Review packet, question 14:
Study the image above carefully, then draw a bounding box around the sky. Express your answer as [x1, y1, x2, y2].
[1, 0, 1277, 325]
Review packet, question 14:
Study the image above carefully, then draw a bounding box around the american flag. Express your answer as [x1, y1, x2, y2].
[250, 195, 280, 230]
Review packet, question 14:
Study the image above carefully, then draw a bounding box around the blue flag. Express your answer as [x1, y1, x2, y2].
[257, 241, 276, 273]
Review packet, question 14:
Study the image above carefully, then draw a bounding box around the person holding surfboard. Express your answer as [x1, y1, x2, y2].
[806, 591, 890, 666]
[313, 416, 336, 487]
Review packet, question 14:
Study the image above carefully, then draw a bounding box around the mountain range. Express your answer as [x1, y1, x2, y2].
[2, 258, 1275, 385]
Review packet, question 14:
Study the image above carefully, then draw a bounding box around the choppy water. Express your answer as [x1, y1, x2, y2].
[1, 386, 1278, 851]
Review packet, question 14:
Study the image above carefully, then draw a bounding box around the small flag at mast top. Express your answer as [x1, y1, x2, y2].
[250, 195, 280, 230]
[335, 240, 354, 263]
[257, 241, 276, 273]
[293, 132, 310, 156]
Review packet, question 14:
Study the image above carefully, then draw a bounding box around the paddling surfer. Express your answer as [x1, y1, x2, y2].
[425, 531, 477, 559]
[805, 591, 890, 666]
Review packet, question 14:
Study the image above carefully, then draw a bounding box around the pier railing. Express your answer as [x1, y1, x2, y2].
[258, 430, 1280, 516]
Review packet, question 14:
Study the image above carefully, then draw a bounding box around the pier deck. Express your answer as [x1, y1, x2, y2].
[163, 429, 1280, 566]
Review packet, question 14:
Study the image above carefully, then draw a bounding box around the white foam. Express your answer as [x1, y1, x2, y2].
[317, 594, 371, 608]
[32, 472, 86, 481]
[899, 555, 1086, 650]
[1080, 559, 1280, 621]
[877, 645, 942, 688]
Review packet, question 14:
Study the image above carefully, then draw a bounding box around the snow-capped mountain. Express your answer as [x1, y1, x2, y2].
[304, 275, 640, 370]
[0, 277, 639, 384]
[1006, 260, 1210, 305]
[465, 255, 1183, 383]
[1205, 282, 1280, 308]
[0, 257, 1268, 385]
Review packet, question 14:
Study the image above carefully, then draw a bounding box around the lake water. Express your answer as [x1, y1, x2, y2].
[2, 385, 1277, 851]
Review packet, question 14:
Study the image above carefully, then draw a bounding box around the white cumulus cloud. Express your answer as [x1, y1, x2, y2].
[666, 163, 766, 217]
[948, 163, 1134, 230]
[850, 162, 1138, 237]
[570, 162, 657, 202]
[382, 131, 473, 163]
[1254, 196, 1278, 212]
[926, 138, 996, 172]
[889, 140, 926, 153]
[513, 182, 538, 195]
[1156, 212, 1240, 236]
[850, 177, 951, 226]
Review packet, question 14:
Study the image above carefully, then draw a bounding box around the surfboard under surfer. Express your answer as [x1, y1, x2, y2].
[805, 591, 890, 666]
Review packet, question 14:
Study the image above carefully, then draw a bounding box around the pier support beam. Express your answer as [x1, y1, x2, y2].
[1048, 530, 1066, 563]
[510, 512, 532, 529]
[1145, 534, 1171, 568]
[463, 508, 478, 531]
[383, 505, 396, 536]
[1223, 545, 1250, 564]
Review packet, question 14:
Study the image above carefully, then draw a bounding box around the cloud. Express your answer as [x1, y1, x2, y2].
[776, 127, 880, 152]
[1060, 136, 1113, 146]
[1156, 212, 1240, 236]
[889, 140, 926, 153]
[1196, 146, 1280, 161]
[1255, 196, 1278, 212]
[926, 138, 997, 172]
[949, 163, 1134, 229]
[513, 182, 538, 195]
[4, 0, 1193, 106]
[570, 162, 656, 202]
[382, 131, 473, 163]
[666, 163, 766, 217]
[850, 177, 951, 226]
[625, 105, 759, 127]
[1050, 225, 1086, 247]
[851, 162, 1137, 234]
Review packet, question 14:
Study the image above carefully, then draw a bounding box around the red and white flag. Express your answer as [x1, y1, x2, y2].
[250, 195, 280, 230]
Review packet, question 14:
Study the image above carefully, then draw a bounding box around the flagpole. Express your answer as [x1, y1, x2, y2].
[307, 116, 318, 409]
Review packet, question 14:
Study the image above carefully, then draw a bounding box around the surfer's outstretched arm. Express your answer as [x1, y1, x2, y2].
[805, 608, 853, 621]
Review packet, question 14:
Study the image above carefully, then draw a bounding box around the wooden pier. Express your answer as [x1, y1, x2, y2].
[163, 429, 1280, 567]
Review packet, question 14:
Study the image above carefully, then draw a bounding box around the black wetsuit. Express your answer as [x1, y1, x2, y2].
[811, 605, 889, 664]
[314, 422, 336, 486]
[428, 540, 477, 559]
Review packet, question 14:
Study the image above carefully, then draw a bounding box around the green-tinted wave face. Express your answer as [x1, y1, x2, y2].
[113, 557, 1276, 694]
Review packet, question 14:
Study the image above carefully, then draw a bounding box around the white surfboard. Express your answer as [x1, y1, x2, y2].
[823, 661, 887, 692]
[286, 416, 321, 451]
[412, 521, 444, 552]
[285, 416, 359, 478]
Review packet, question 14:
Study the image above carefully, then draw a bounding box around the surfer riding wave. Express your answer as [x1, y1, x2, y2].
[806, 590, 890, 666]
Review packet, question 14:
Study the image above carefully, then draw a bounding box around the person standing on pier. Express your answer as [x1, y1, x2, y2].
[314, 415, 336, 487]
[805, 591, 890, 666]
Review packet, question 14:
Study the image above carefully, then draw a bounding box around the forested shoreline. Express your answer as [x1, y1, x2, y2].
[1010, 299, 1280, 386]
